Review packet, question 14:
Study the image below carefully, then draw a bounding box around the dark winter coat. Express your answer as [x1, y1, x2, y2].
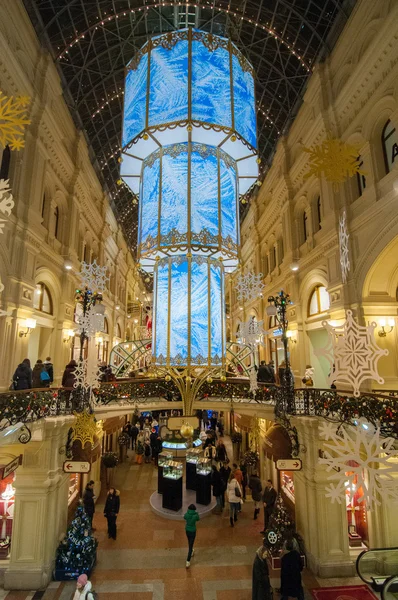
[62, 363, 77, 387]
[203, 437, 215, 450]
[13, 363, 32, 390]
[43, 361, 54, 383]
[249, 475, 263, 502]
[281, 550, 303, 598]
[262, 486, 277, 515]
[32, 364, 45, 388]
[150, 432, 158, 448]
[252, 549, 273, 600]
[219, 465, 231, 491]
[211, 469, 222, 497]
[130, 424, 139, 439]
[83, 486, 95, 517]
[257, 364, 274, 383]
[152, 438, 163, 457]
[215, 444, 228, 463]
[104, 491, 120, 517]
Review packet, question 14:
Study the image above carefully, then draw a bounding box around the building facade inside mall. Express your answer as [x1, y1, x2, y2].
[0, 0, 397, 597]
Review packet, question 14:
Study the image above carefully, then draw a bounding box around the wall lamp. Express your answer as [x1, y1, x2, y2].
[19, 318, 37, 337]
[63, 329, 75, 343]
[286, 330, 297, 343]
[378, 318, 395, 337]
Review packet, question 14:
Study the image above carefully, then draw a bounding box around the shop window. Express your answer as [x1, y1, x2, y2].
[382, 119, 398, 174]
[0, 472, 15, 557]
[303, 211, 308, 242]
[308, 285, 330, 317]
[33, 282, 53, 314]
[356, 157, 366, 196]
[0, 145, 11, 180]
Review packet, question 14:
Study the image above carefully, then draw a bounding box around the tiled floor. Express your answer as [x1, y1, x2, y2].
[0, 446, 363, 599]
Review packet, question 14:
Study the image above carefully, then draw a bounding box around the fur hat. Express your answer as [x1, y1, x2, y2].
[77, 574, 88, 586]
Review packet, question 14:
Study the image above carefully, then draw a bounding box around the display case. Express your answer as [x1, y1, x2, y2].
[162, 461, 183, 511]
[196, 458, 212, 506]
[157, 451, 173, 494]
[163, 461, 183, 480]
[186, 448, 203, 491]
[186, 448, 202, 464]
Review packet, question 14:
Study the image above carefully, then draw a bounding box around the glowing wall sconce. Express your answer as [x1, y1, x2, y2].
[286, 330, 297, 343]
[63, 329, 75, 343]
[290, 262, 299, 272]
[19, 318, 36, 337]
[96, 336, 104, 345]
[378, 318, 395, 337]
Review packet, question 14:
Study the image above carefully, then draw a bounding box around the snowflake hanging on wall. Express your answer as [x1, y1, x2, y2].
[77, 305, 103, 337]
[319, 421, 398, 510]
[235, 271, 264, 302]
[316, 310, 388, 396]
[339, 210, 350, 283]
[78, 260, 109, 293]
[302, 137, 365, 184]
[237, 316, 267, 348]
[73, 356, 100, 392]
[0, 179, 14, 235]
[0, 92, 31, 151]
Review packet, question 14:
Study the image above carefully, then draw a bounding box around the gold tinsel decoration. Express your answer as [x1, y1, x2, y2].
[71, 411, 97, 448]
[302, 137, 365, 184]
[0, 92, 31, 150]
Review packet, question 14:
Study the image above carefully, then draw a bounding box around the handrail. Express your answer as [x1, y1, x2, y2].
[356, 547, 398, 589]
[381, 575, 398, 600]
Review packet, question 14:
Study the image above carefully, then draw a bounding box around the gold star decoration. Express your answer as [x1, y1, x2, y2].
[71, 411, 97, 448]
[0, 92, 31, 151]
[302, 137, 365, 185]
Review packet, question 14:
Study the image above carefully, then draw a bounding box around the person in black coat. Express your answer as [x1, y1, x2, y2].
[13, 358, 32, 390]
[260, 480, 277, 534]
[249, 472, 263, 520]
[280, 540, 304, 600]
[252, 543, 273, 600]
[130, 423, 139, 449]
[219, 462, 231, 509]
[257, 361, 274, 383]
[62, 360, 77, 388]
[104, 488, 120, 540]
[152, 435, 163, 466]
[83, 480, 96, 529]
[211, 465, 223, 510]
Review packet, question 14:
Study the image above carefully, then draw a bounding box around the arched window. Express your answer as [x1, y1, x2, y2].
[268, 315, 278, 329]
[382, 120, 398, 174]
[303, 211, 308, 242]
[53, 205, 59, 239]
[0, 145, 11, 180]
[33, 282, 53, 314]
[103, 318, 109, 334]
[308, 285, 330, 317]
[116, 323, 122, 338]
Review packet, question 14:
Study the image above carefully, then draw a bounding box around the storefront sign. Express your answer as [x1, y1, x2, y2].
[273, 328, 283, 337]
[168, 416, 197, 431]
[63, 461, 91, 474]
[276, 459, 302, 471]
[0, 455, 22, 480]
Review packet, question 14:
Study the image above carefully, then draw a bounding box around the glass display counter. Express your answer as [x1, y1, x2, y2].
[196, 457, 211, 476]
[196, 458, 212, 506]
[157, 451, 173, 494]
[186, 448, 203, 491]
[162, 461, 183, 511]
[186, 448, 202, 464]
[163, 461, 183, 480]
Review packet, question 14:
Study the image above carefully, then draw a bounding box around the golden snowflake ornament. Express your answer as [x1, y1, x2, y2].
[303, 137, 365, 184]
[71, 411, 97, 448]
[0, 92, 31, 151]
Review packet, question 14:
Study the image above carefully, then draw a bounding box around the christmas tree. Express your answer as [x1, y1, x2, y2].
[55, 502, 97, 580]
[263, 494, 297, 557]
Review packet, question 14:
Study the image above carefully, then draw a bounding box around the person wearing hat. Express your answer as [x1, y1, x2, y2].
[72, 574, 95, 599]
[252, 541, 273, 600]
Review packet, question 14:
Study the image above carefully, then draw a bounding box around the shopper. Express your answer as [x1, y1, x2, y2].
[43, 356, 54, 384]
[12, 358, 32, 390]
[103, 487, 120, 540]
[144, 440, 152, 463]
[249, 472, 263, 520]
[227, 472, 242, 527]
[215, 440, 228, 465]
[257, 360, 275, 383]
[32, 359, 49, 388]
[152, 435, 163, 466]
[72, 573, 96, 600]
[232, 463, 243, 486]
[240, 462, 248, 500]
[83, 480, 96, 530]
[252, 542, 273, 600]
[302, 364, 314, 387]
[211, 465, 223, 511]
[280, 539, 304, 600]
[219, 461, 231, 509]
[260, 479, 277, 534]
[62, 359, 77, 388]
[130, 422, 139, 449]
[184, 503, 200, 568]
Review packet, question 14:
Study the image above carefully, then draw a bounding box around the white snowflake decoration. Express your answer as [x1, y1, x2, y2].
[77, 305, 103, 337]
[0, 276, 6, 317]
[235, 271, 264, 302]
[0, 179, 14, 235]
[237, 317, 267, 348]
[319, 422, 398, 510]
[339, 210, 350, 283]
[316, 310, 388, 396]
[78, 260, 109, 293]
[249, 367, 259, 394]
[73, 355, 100, 393]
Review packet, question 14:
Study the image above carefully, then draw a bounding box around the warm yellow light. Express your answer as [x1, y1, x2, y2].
[26, 318, 37, 330]
[97, 336, 103, 344]
[66, 329, 75, 338]
[388, 318, 395, 328]
[380, 318, 386, 327]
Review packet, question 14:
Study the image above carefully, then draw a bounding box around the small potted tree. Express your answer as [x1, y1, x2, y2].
[102, 452, 119, 486]
[231, 431, 242, 461]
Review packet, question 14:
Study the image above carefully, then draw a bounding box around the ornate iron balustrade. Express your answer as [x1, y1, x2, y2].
[197, 379, 279, 404]
[93, 378, 182, 405]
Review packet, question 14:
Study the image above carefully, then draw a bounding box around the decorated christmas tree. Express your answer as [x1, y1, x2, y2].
[263, 494, 298, 557]
[55, 502, 97, 580]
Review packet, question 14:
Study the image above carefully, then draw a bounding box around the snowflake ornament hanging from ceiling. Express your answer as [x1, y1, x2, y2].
[0, 179, 14, 235]
[235, 271, 264, 302]
[302, 137, 364, 185]
[77, 305, 103, 337]
[78, 260, 109, 293]
[73, 356, 101, 393]
[319, 421, 398, 510]
[237, 316, 267, 348]
[339, 210, 350, 283]
[249, 367, 259, 395]
[316, 310, 388, 396]
[0, 92, 31, 151]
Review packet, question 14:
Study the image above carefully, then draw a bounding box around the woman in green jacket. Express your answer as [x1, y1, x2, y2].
[183, 503, 200, 568]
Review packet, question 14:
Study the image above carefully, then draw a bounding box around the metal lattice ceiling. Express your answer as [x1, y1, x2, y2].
[23, 0, 353, 255]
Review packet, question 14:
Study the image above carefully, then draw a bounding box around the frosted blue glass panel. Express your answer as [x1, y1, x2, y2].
[220, 157, 238, 243]
[191, 150, 219, 237]
[232, 54, 257, 149]
[154, 263, 169, 358]
[192, 41, 232, 129]
[122, 55, 148, 147]
[149, 42, 188, 128]
[160, 149, 188, 237]
[169, 261, 188, 361]
[190, 260, 209, 361]
[210, 264, 223, 359]
[141, 159, 160, 243]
